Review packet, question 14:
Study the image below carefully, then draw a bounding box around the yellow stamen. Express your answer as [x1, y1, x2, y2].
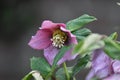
[51, 29, 67, 48]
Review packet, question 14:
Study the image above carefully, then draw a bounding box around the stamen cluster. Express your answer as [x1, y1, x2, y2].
[51, 29, 67, 48]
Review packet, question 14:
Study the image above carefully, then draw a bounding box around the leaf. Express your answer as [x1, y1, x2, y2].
[72, 55, 89, 76]
[73, 40, 84, 54]
[52, 46, 72, 67]
[72, 28, 92, 41]
[22, 72, 33, 80]
[109, 32, 118, 40]
[73, 34, 105, 55]
[56, 67, 72, 80]
[104, 38, 120, 59]
[66, 14, 97, 32]
[32, 71, 44, 80]
[31, 57, 51, 77]
[22, 71, 44, 80]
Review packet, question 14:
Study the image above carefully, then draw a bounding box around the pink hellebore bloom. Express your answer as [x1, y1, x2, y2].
[28, 20, 78, 65]
[86, 49, 120, 80]
[86, 49, 112, 80]
[104, 60, 120, 80]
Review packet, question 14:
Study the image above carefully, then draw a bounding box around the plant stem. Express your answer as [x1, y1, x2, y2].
[63, 62, 70, 80]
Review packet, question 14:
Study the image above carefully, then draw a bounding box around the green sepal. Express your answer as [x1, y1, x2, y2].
[104, 38, 120, 59]
[66, 14, 97, 32]
[72, 28, 92, 41]
[31, 57, 51, 77]
[109, 32, 118, 40]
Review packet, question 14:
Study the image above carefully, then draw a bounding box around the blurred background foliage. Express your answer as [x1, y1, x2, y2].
[0, 0, 120, 80]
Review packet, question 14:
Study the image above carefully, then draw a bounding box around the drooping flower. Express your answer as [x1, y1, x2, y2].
[86, 49, 120, 80]
[86, 49, 112, 80]
[28, 20, 78, 65]
[103, 60, 120, 80]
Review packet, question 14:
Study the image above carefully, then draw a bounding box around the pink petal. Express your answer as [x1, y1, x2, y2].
[41, 20, 66, 31]
[92, 49, 112, 73]
[112, 60, 120, 73]
[96, 66, 112, 79]
[28, 29, 52, 49]
[44, 45, 59, 65]
[60, 27, 77, 45]
[44, 46, 78, 65]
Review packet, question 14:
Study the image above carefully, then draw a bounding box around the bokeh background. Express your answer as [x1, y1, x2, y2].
[0, 0, 120, 80]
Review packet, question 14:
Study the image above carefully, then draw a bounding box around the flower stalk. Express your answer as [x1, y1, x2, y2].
[63, 62, 70, 80]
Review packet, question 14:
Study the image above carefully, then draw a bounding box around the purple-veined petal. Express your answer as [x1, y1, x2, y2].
[96, 66, 112, 79]
[92, 49, 112, 73]
[28, 29, 52, 49]
[86, 49, 113, 79]
[41, 20, 66, 31]
[60, 27, 77, 45]
[112, 60, 120, 73]
[44, 45, 59, 65]
[103, 74, 120, 80]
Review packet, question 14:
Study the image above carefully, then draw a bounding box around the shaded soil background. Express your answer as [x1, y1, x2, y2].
[0, 0, 120, 80]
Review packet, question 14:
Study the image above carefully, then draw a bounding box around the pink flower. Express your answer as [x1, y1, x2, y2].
[86, 49, 112, 80]
[28, 20, 78, 65]
[86, 49, 120, 80]
[104, 60, 120, 80]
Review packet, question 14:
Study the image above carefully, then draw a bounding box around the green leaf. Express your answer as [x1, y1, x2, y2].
[31, 71, 44, 80]
[52, 46, 72, 67]
[66, 14, 97, 32]
[73, 40, 84, 54]
[73, 34, 105, 55]
[22, 71, 44, 80]
[31, 57, 51, 77]
[72, 55, 89, 76]
[109, 32, 118, 40]
[56, 67, 72, 80]
[22, 72, 33, 80]
[72, 28, 92, 41]
[104, 38, 120, 59]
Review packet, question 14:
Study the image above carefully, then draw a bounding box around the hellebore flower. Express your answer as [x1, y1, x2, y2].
[86, 49, 112, 80]
[86, 49, 120, 80]
[103, 60, 120, 80]
[28, 20, 78, 65]
[103, 74, 120, 80]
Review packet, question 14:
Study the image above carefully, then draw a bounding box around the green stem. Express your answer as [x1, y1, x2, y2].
[63, 62, 70, 80]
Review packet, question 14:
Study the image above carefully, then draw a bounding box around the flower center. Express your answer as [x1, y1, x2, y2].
[51, 29, 67, 48]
